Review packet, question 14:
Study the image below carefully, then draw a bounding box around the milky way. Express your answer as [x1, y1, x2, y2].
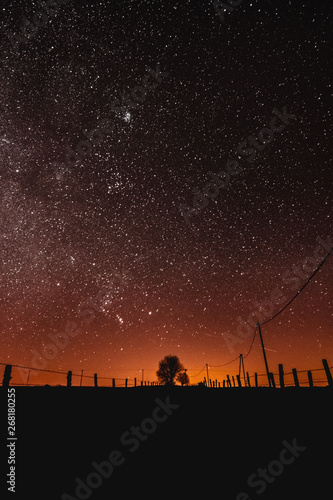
[0, 0, 332, 385]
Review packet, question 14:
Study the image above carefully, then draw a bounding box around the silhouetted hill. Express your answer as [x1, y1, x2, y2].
[1, 387, 331, 499]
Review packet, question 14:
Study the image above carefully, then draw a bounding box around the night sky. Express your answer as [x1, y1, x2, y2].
[0, 0, 332, 386]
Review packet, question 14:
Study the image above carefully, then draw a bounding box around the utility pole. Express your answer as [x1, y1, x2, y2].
[2, 365, 12, 388]
[206, 363, 209, 387]
[80, 369, 84, 387]
[239, 354, 246, 387]
[257, 322, 271, 387]
[67, 370, 72, 387]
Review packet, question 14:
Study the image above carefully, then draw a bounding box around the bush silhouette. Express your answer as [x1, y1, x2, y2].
[177, 371, 189, 386]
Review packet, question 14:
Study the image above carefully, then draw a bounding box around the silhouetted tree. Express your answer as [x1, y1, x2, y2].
[177, 371, 190, 386]
[156, 355, 184, 385]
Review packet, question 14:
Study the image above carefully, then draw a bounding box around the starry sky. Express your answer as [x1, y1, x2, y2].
[0, 0, 332, 386]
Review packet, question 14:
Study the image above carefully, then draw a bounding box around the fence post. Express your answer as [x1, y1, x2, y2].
[134, 377, 136, 387]
[2, 365, 12, 388]
[307, 370, 313, 388]
[227, 375, 231, 387]
[67, 370, 72, 387]
[255, 373, 258, 388]
[218, 382, 220, 388]
[232, 376, 235, 387]
[269, 372, 276, 389]
[125, 378, 128, 388]
[236, 375, 242, 387]
[292, 368, 300, 388]
[322, 359, 333, 388]
[94, 373, 98, 388]
[223, 380, 226, 388]
[112, 378, 115, 388]
[278, 364, 284, 388]
[246, 372, 251, 387]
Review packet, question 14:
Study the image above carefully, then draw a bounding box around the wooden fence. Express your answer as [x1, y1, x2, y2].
[215, 358, 333, 389]
[1, 359, 333, 388]
[1, 364, 160, 388]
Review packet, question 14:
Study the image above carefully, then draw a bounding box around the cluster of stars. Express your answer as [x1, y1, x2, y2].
[0, 0, 331, 381]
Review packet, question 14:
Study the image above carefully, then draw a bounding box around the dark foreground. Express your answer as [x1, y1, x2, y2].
[0, 386, 332, 499]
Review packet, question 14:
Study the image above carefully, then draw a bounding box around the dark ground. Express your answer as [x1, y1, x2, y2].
[0, 386, 332, 499]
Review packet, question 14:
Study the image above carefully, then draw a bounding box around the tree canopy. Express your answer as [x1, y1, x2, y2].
[156, 355, 189, 385]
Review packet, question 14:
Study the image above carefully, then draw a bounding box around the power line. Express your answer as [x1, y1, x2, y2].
[189, 365, 206, 378]
[0, 361, 70, 376]
[243, 326, 257, 359]
[209, 355, 240, 368]
[261, 246, 333, 326]
[205, 246, 332, 369]
[0, 362, 122, 379]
